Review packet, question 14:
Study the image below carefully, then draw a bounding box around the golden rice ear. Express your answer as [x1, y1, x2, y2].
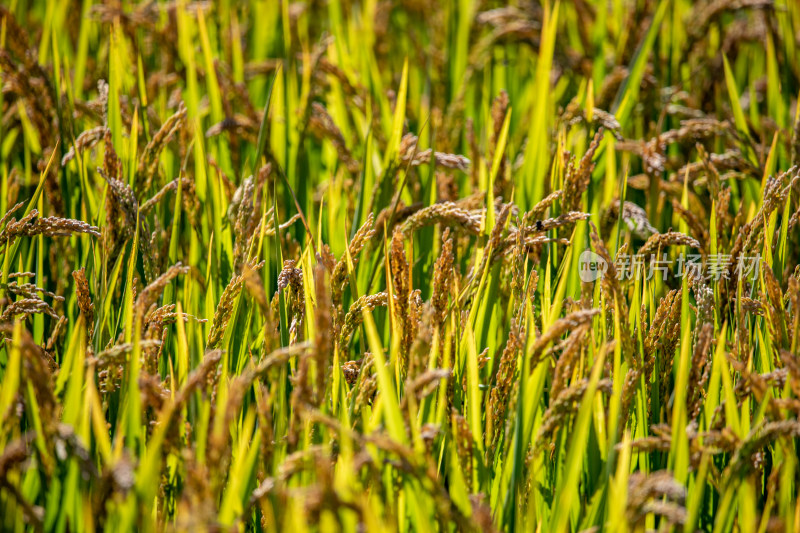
[486, 318, 523, 456]
[312, 261, 332, 405]
[399, 202, 482, 237]
[338, 292, 389, 350]
[102, 129, 122, 182]
[0, 298, 59, 322]
[61, 126, 109, 167]
[72, 268, 94, 340]
[353, 352, 378, 416]
[135, 263, 189, 316]
[637, 231, 701, 257]
[205, 273, 245, 350]
[0, 7, 33, 63]
[390, 228, 412, 373]
[275, 260, 305, 346]
[529, 308, 601, 366]
[451, 408, 474, 492]
[331, 212, 375, 307]
[687, 322, 714, 419]
[138, 103, 187, 190]
[549, 324, 589, 400]
[562, 127, 603, 212]
[139, 178, 194, 214]
[431, 228, 454, 328]
[536, 376, 614, 453]
[624, 471, 688, 527]
[528, 190, 563, 220]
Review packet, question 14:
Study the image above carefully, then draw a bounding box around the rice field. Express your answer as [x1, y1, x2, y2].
[2, 0, 800, 531]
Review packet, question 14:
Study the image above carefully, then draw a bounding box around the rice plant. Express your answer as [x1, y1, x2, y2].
[1, 0, 800, 531]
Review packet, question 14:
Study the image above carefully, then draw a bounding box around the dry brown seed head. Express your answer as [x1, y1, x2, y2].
[0, 298, 60, 322]
[61, 126, 109, 166]
[688, 322, 714, 420]
[138, 103, 187, 188]
[399, 202, 482, 237]
[487, 319, 523, 453]
[72, 268, 94, 340]
[638, 231, 701, 257]
[341, 360, 360, 386]
[0, 210, 100, 249]
[523, 211, 591, 235]
[338, 292, 390, 348]
[135, 263, 189, 317]
[0, 203, 25, 233]
[207, 271, 246, 349]
[312, 262, 333, 405]
[331, 213, 375, 307]
[103, 129, 122, 182]
[527, 190, 563, 220]
[431, 228, 454, 327]
[529, 308, 600, 366]
[399, 133, 471, 171]
[139, 178, 194, 214]
[536, 378, 614, 451]
[562, 128, 603, 212]
[451, 409, 474, 492]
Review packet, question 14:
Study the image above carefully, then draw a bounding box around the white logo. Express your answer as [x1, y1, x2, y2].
[579, 250, 607, 282]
